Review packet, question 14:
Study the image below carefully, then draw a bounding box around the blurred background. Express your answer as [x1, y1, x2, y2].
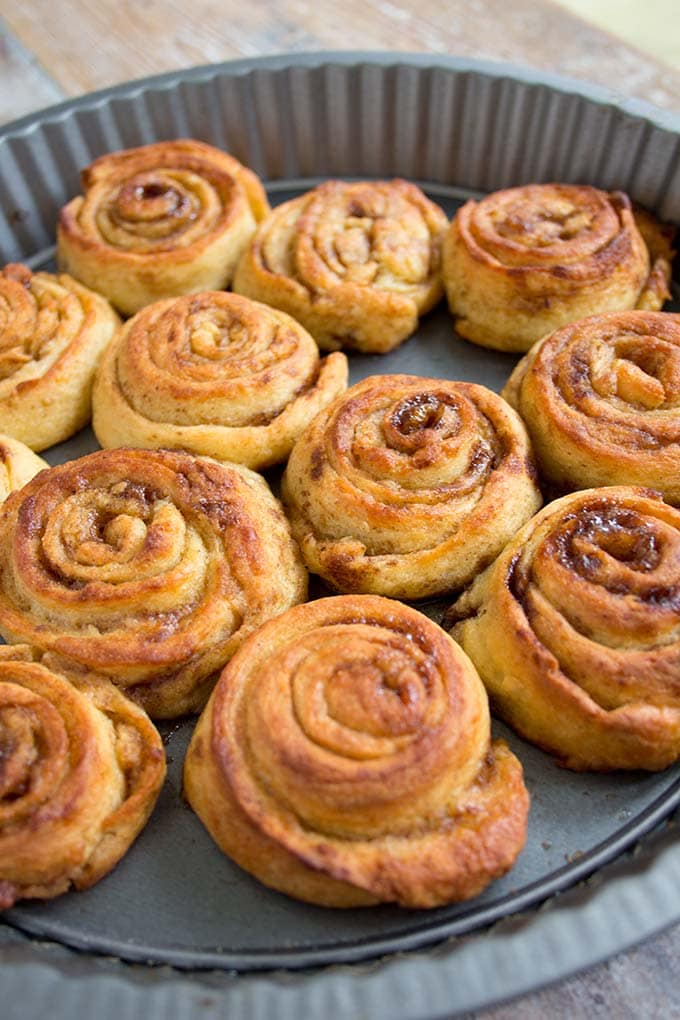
[1, 0, 679, 128]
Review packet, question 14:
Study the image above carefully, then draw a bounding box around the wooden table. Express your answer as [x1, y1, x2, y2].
[1, 2, 679, 1017]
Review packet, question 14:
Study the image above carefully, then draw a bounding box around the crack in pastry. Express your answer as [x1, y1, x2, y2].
[57, 140, 269, 316]
[184, 595, 529, 908]
[0, 644, 165, 909]
[92, 290, 348, 470]
[233, 179, 448, 354]
[448, 487, 680, 771]
[281, 374, 542, 599]
[0, 447, 307, 718]
[0, 263, 119, 450]
[503, 310, 680, 504]
[442, 184, 673, 353]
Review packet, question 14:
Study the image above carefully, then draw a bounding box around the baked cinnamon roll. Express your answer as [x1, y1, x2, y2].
[442, 184, 672, 352]
[0, 434, 47, 503]
[0, 264, 119, 450]
[503, 311, 680, 504]
[282, 374, 541, 598]
[92, 291, 347, 470]
[58, 140, 269, 316]
[184, 595, 529, 908]
[233, 179, 448, 354]
[0, 447, 307, 718]
[0, 645, 165, 909]
[449, 487, 680, 771]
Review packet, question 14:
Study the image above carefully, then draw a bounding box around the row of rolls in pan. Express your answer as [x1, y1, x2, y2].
[0, 137, 677, 917]
[0, 393, 677, 911]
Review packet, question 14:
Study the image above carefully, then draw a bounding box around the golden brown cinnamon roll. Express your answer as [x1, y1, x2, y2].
[0, 645, 165, 909]
[282, 375, 542, 599]
[57, 140, 269, 316]
[0, 434, 47, 503]
[184, 595, 529, 908]
[0, 264, 119, 450]
[442, 185, 672, 352]
[449, 487, 680, 771]
[233, 179, 447, 354]
[503, 311, 680, 504]
[0, 447, 307, 718]
[92, 291, 348, 470]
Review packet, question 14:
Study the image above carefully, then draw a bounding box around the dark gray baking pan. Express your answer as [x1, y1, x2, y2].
[1, 52, 680, 1019]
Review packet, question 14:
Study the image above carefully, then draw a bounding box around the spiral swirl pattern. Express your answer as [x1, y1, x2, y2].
[503, 310, 680, 503]
[92, 291, 348, 469]
[0, 447, 307, 718]
[233, 179, 448, 354]
[282, 374, 541, 598]
[0, 263, 119, 450]
[442, 184, 670, 352]
[0, 646, 165, 908]
[184, 595, 529, 908]
[449, 487, 680, 771]
[58, 140, 270, 316]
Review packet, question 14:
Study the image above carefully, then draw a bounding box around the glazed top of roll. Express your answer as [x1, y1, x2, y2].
[59, 139, 269, 260]
[0, 447, 307, 718]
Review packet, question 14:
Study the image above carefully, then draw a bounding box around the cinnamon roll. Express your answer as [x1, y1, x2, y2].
[0, 645, 165, 909]
[92, 291, 348, 470]
[449, 487, 680, 771]
[442, 184, 672, 352]
[0, 434, 47, 503]
[503, 311, 680, 504]
[0, 264, 119, 450]
[282, 375, 542, 599]
[0, 447, 307, 718]
[57, 140, 269, 316]
[233, 179, 448, 354]
[184, 595, 529, 908]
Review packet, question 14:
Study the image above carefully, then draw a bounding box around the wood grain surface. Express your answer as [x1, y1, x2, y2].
[0, 1, 679, 1017]
[2, 0, 680, 127]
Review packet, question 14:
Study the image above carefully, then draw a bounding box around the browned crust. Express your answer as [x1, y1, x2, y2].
[184, 595, 529, 908]
[0, 655, 165, 908]
[0, 447, 307, 718]
[450, 487, 680, 771]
